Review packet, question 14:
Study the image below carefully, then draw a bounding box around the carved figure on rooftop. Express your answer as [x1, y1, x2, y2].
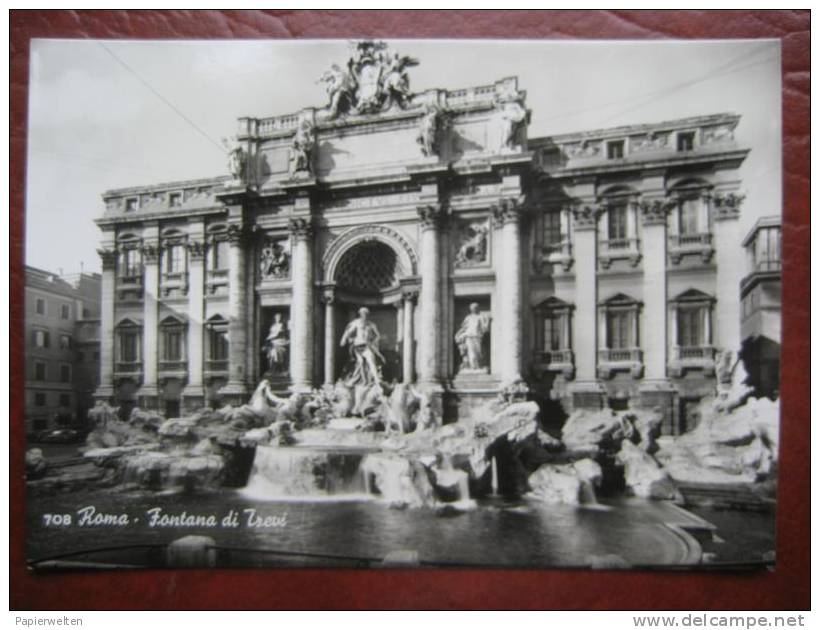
[289, 119, 316, 177]
[496, 90, 529, 151]
[382, 52, 419, 109]
[223, 137, 247, 183]
[416, 105, 447, 157]
[318, 64, 357, 119]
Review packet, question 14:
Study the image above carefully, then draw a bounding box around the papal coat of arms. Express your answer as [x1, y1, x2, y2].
[318, 40, 419, 118]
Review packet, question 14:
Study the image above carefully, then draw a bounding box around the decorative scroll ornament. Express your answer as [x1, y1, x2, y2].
[401, 286, 420, 302]
[318, 40, 419, 118]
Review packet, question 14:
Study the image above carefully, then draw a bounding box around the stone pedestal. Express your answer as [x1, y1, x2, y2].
[638, 381, 678, 435]
[568, 381, 607, 411]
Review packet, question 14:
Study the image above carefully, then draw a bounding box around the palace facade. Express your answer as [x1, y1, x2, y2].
[94, 43, 751, 433]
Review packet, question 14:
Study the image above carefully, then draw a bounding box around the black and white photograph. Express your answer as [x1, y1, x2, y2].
[23, 37, 782, 571]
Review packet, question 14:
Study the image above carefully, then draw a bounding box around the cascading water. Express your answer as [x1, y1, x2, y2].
[241, 445, 371, 501]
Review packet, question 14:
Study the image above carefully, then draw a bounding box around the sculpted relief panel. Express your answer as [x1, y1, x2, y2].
[454, 218, 491, 269]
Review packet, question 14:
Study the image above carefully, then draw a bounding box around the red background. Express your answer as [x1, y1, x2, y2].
[9, 10, 810, 610]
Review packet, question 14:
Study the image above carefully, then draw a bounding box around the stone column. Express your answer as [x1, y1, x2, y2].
[713, 193, 744, 353]
[640, 199, 671, 381]
[183, 238, 206, 410]
[568, 204, 606, 409]
[492, 198, 526, 385]
[220, 223, 249, 400]
[416, 204, 445, 386]
[289, 217, 315, 392]
[140, 234, 160, 408]
[402, 287, 418, 384]
[322, 286, 336, 386]
[94, 245, 117, 401]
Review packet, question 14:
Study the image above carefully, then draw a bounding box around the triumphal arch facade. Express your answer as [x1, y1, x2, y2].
[96, 41, 748, 431]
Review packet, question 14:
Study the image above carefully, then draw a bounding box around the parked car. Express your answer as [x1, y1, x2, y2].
[39, 429, 82, 444]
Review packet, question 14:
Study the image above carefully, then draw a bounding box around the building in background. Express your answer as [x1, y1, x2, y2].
[25, 266, 101, 434]
[92, 43, 756, 434]
[740, 216, 781, 399]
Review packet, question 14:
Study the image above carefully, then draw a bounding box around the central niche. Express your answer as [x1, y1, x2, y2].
[335, 241, 398, 294]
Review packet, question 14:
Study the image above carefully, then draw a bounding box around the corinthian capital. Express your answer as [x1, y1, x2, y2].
[141, 242, 160, 263]
[640, 198, 674, 226]
[491, 196, 527, 227]
[288, 216, 314, 240]
[712, 192, 744, 221]
[97, 248, 117, 271]
[571, 204, 600, 231]
[416, 204, 447, 231]
[187, 240, 206, 261]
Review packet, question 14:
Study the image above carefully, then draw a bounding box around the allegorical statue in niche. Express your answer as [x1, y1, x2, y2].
[289, 119, 316, 177]
[455, 303, 491, 372]
[340, 307, 384, 387]
[260, 241, 289, 278]
[224, 137, 247, 183]
[264, 313, 290, 375]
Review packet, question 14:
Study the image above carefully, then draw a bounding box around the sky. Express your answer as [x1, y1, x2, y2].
[25, 38, 781, 275]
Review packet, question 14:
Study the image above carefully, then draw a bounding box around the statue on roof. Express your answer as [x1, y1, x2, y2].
[288, 118, 316, 177]
[223, 137, 247, 184]
[318, 40, 419, 119]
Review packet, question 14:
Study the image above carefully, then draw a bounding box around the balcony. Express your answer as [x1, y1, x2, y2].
[161, 272, 188, 297]
[114, 361, 142, 380]
[669, 345, 716, 377]
[669, 232, 713, 265]
[159, 359, 188, 379]
[599, 238, 641, 269]
[597, 348, 643, 379]
[535, 241, 573, 273]
[206, 269, 229, 294]
[117, 274, 143, 300]
[532, 349, 574, 379]
[204, 359, 229, 378]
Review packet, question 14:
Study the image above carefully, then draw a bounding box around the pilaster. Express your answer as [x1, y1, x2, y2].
[713, 192, 744, 353]
[416, 202, 446, 388]
[94, 240, 117, 401]
[289, 215, 315, 392]
[219, 221, 250, 401]
[183, 223, 206, 410]
[139, 225, 160, 408]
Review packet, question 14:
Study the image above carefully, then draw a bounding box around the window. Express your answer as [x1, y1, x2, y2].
[532, 297, 572, 366]
[59, 393, 71, 408]
[607, 310, 634, 349]
[34, 361, 46, 381]
[607, 203, 628, 240]
[672, 290, 713, 352]
[678, 197, 701, 235]
[542, 211, 562, 248]
[117, 324, 141, 363]
[77, 351, 85, 362]
[59, 334, 72, 350]
[119, 248, 142, 277]
[677, 132, 695, 152]
[169, 192, 182, 207]
[33, 330, 50, 348]
[34, 392, 46, 407]
[164, 244, 185, 274]
[125, 198, 139, 212]
[59, 364, 71, 383]
[60, 304, 70, 320]
[93, 351, 100, 360]
[82, 307, 91, 318]
[160, 319, 186, 362]
[208, 239, 229, 271]
[607, 140, 624, 159]
[542, 313, 564, 351]
[35, 298, 46, 316]
[208, 325, 229, 361]
[754, 227, 781, 271]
